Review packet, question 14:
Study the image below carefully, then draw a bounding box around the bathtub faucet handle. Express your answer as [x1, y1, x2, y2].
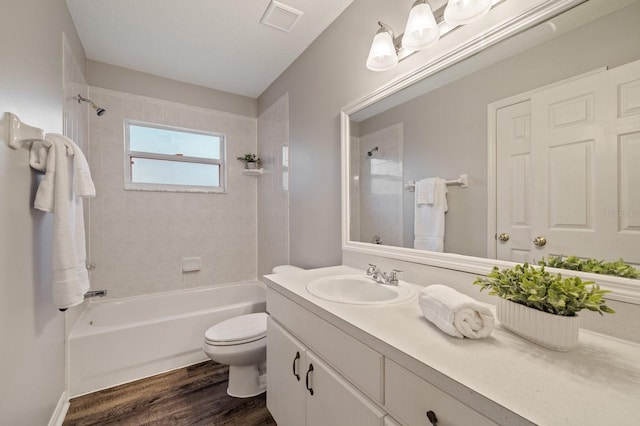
[84, 290, 107, 298]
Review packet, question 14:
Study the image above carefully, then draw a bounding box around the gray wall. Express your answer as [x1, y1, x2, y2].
[258, 0, 640, 267]
[88, 60, 257, 117]
[258, 0, 432, 269]
[356, 2, 640, 257]
[0, 0, 86, 424]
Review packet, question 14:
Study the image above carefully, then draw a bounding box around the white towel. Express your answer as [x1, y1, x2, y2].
[419, 285, 494, 339]
[29, 140, 51, 172]
[33, 140, 56, 211]
[67, 139, 96, 197]
[414, 177, 447, 252]
[415, 177, 436, 205]
[34, 134, 94, 310]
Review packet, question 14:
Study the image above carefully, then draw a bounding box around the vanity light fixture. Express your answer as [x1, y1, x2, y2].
[367, 0, 502, 72]
[366, 22, 399, 72]
[402, 0, 440, 51]
[444, 0, 493, 25]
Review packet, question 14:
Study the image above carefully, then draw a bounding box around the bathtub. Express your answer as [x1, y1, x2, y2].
[69, 281, 266, 397]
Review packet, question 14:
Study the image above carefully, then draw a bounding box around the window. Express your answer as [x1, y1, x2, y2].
[125, 121, 226, 192]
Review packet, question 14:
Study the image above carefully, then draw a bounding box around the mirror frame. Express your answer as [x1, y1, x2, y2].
[341, 0, 640, 304]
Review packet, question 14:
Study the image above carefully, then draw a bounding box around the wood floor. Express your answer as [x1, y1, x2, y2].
[63, 361, 276, 426]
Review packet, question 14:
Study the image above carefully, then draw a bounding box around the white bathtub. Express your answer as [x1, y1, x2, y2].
[69, 281, 266, 397]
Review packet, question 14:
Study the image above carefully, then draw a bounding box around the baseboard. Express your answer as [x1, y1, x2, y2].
[48, 391, 70, 426]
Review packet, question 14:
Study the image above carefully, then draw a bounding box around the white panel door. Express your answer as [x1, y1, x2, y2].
[530, 59, 640, 264]
[496, 100, 533, 262]
[602, 59, 640, 264]
[266, 318, 307, 426]
[305, 351, 385, 426]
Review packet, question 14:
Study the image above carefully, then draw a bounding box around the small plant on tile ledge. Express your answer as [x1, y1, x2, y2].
[237, 153, 261, 169]
[474, 263, 614, 351]
[538, 255, 640, 279]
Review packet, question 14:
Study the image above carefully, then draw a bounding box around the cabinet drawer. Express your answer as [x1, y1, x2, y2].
[385, 359, 497, 426]
[268, 288, 383, 402]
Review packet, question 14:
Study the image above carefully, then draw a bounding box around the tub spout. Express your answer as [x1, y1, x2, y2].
[84, 290, 107, 298]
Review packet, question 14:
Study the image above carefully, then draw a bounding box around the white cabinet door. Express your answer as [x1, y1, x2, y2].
[305, 351, 386, 426]
[496, 100, 533, 263]
[267, 318, 306, 426]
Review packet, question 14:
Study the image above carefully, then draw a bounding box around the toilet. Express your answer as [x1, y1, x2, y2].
[202, 265, 303, 397]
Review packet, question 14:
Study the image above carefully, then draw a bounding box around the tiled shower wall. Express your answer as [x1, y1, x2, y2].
[257, 94, 289, 279]
[357, 123, 403, 247]
[87, 87, 258, 299]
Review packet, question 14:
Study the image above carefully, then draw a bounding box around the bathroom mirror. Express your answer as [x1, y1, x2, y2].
[342, 0, 640, 302]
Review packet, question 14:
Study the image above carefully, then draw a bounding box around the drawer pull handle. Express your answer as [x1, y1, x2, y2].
[426, 410, 438, 425]
[292, 351, 300, 381]
[305, 363, 314, 395]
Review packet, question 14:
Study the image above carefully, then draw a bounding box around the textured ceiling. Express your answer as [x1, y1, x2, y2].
[66, 0, 354, 98]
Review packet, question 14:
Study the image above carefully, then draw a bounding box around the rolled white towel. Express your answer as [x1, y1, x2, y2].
[419, 284, 494, 339]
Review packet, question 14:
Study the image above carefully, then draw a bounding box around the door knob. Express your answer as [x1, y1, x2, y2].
[533, 236, 547, 247]
[498, 233, 510, 242]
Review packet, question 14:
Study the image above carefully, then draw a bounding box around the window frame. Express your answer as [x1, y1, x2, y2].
[124, 120, 227, 193]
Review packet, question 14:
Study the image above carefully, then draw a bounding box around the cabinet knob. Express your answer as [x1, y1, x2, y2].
[292, 351, 300, 381]
[305, 363, 314, 396]
[426, 410, 438, 425]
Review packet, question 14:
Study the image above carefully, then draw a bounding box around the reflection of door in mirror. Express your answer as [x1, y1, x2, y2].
[495, 60, 640, 266]
[351, 123, 404, 247]
[496, 100, 532, 263]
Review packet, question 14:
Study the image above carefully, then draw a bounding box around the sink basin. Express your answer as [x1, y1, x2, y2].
[306, 275, 415, 305]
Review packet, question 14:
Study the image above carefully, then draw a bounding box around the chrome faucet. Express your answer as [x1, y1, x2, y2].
[366, 264, 402, 286]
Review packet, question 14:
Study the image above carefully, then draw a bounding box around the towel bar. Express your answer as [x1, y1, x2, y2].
[4, 112, 44, 149]
[405, 174, 468, 191]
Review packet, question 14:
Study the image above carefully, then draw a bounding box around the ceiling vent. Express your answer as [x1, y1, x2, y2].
[260, 0, 304, 32]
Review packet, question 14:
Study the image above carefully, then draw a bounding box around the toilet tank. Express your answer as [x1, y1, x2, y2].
[271, 265, 303, 274]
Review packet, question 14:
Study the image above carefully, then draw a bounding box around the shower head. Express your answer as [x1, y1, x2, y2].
[367, 146, 379, 157]
[77, 94, 107, 116]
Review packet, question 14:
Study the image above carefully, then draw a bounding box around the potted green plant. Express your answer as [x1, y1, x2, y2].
[474, 263, 614, 351]
[237, 153, 261, 169]
[538, 255, 639, 279]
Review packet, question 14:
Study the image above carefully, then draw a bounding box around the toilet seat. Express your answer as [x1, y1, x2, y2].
[204, 312, 267, 346]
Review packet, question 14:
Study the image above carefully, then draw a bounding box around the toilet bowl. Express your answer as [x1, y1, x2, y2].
[202, 265, 303, 398]
[203, 312, 268, 397]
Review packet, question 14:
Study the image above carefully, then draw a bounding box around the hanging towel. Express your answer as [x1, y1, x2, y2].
[414, 177, 447, 252]
[67, 139, 96, 197]
[418, 285, 494, 339]
[34, 134, 95, 310]
[415, 177, 436, 205]
[29, 139, 51, 172]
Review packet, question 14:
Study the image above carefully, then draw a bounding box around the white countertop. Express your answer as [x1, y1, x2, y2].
[265, 265, 640, 426]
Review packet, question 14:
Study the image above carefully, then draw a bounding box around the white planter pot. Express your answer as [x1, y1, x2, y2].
[496, 298, 579, 351]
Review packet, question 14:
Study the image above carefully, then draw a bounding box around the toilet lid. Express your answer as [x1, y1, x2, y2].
[205, 312, 268, 345]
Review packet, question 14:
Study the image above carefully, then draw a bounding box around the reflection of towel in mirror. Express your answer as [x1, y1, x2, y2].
[419, 285, 494, 339]
[34, 134, 95, 310]
[416, 177, 436, 205]
[414, 177, 447, 252]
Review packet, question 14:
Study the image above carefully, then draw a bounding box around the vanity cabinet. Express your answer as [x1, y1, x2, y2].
[267, 317, 386, 426]
[266, 286, 494, 426]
